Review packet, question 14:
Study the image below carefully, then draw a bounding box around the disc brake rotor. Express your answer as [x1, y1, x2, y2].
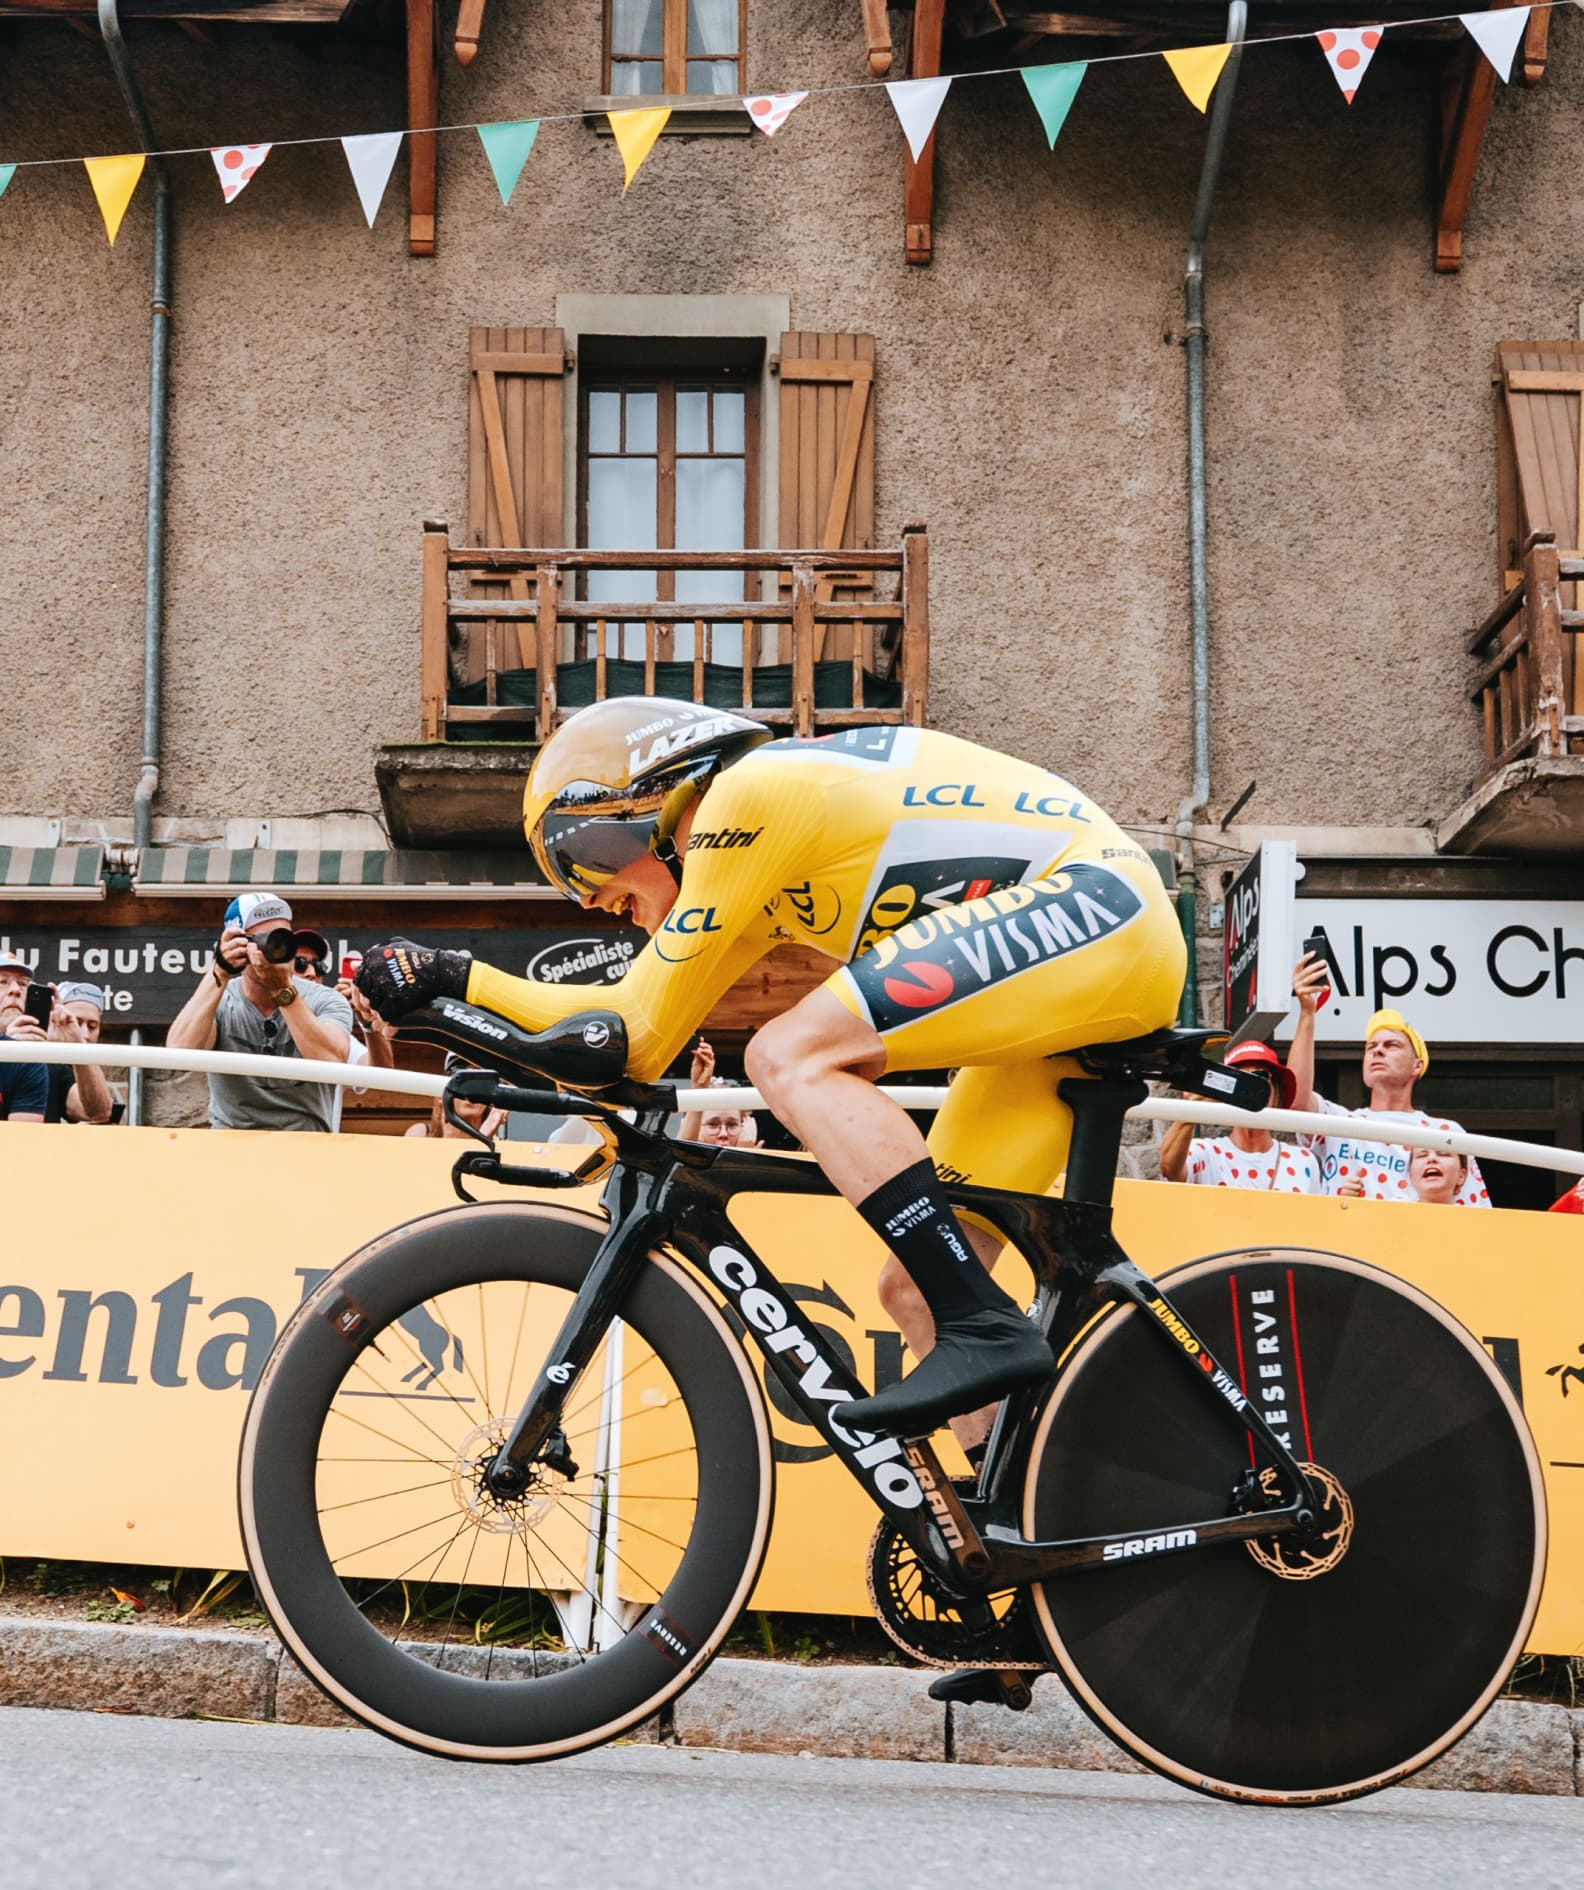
[1246, 1461, 1355, 1581]
[449, 1419, 569, 1535]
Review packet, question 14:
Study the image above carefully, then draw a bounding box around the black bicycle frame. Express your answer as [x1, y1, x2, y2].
[466, 1077, 1322, 1602]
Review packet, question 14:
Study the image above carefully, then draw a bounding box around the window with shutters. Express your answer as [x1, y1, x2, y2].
[605, 0, 746, 97]
[578, 363, 759, 663]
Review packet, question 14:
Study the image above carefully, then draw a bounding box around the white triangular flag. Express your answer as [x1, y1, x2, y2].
[342, 131, 403, 228]
[1461, 7, 1530, 83]
[210, 143, 272, 204]
[744, 91, 808, 138]
[1316, 27, 1383, 104]
[885, 76, 951, 162]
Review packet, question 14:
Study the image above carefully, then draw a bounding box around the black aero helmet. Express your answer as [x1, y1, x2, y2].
[524, 697, 772, 901]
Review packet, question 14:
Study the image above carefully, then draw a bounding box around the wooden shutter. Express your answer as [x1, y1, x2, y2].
[777, 333, 876, 660]
[1495, 342, 1584, 714]
[464, 326, 568, 685]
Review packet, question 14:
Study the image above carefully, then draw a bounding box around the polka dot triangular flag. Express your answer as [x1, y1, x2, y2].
[1316, 27, 1383, 103]
[744, 92, 808, 138]
[210, 144, 272, 204]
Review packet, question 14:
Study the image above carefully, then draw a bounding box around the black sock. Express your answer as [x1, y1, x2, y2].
[857, 1159, 1012, 1325]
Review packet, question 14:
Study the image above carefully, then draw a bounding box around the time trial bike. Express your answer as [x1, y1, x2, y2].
[238, 1000, 1545, 1805]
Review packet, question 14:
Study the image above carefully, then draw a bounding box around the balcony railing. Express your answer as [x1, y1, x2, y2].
[420, 521, 929, 743]
[1468, 530, 1584, 781]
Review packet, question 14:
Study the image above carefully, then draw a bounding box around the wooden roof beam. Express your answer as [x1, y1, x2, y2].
[1435, 36, 1493, 274]
[905, 0, 945, 266]
[860, 0, 893, 76]
[406, 0, 437, 256]
[454, 0, 484, 65]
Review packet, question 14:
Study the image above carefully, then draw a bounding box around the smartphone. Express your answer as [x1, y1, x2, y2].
[23, 982, 52, 1028]
[341, 953, 363, 980]
[1301, 932, 1333, 1010]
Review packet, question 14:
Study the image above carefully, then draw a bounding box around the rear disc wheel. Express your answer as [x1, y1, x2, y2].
[1023, 1250, 1545, 1805]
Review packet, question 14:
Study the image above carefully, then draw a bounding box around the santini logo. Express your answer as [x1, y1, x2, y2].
[689, 826, 762, 851]
[1102, 1529, 1198, 1562]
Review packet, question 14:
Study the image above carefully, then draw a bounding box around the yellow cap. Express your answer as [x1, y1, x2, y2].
[1365, 1009, 1428, 1074]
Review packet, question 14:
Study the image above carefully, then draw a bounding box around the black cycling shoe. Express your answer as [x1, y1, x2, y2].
[842, 1305, 1053, 1438]
[928, 1669, 1034, 1711]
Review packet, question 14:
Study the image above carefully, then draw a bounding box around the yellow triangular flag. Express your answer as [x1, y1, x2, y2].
[84, 153, 145, 245]
[607, 107, 670, 193]
[1163, 43, 1232, 114]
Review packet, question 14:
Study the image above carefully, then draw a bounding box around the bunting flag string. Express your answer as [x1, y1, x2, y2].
[608, 107, 670, 191]
[1461, 6, 1532, 79]
[84, 153, 144, 246]
[477, 119, 539, 205]
[211, 144, 272, 204]
[886, 75, 952, 161]
[341, 131, 403, 227]
[1317, 27, 1384, 102]
[744, 92, 808, 138]
[1163, 42, 1233, 113]
[1022, 63, 1087, 149]
[0, 4, 1570, 232]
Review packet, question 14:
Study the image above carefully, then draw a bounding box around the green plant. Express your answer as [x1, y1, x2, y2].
[84, 1599, 138, 1625]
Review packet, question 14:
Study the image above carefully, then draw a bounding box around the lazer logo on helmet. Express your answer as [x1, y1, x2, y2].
[628, 713, 743, 774]
[707, 1244, 924, 1512]
[845, 865, 1145, 1035]
[1102, 1529, 1197, 1562]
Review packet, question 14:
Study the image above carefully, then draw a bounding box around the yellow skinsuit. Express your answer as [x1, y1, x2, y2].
[470, 726, 1185, 1192]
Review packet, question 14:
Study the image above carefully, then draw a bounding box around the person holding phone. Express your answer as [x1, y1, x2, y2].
[167, 892, 353, 1132]
[0, 950, 50, 1123]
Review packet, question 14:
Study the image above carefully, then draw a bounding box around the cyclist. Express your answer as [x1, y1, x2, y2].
[358, 698, 1185, 1444]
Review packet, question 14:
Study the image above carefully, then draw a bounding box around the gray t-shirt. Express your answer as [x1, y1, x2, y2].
[207, 978, 355, 1133]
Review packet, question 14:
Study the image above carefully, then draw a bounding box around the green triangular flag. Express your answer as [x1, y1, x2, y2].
[1021, 63, 1087, 149]
[477, 119, 540, 207]
[0, 163, 15, 203]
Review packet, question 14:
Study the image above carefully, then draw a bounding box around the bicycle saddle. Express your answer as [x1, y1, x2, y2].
[1073, 1028, 1271, 1112]
[399, 997, 630, 1093]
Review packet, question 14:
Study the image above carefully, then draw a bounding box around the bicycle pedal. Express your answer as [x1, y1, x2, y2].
[927, 1668, 1034, 1712]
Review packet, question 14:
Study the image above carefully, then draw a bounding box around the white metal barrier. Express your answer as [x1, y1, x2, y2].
[5, 1037, 1584, 1180]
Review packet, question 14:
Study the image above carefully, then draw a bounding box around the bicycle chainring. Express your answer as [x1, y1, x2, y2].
[865, 1518, 1045, 1671]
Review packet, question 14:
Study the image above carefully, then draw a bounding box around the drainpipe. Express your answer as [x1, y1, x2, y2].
[99, 0, 171, 854]
[1173, 1, 1247, 1026]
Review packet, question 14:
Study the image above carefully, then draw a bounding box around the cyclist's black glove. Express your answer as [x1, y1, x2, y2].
[357, 938, 472, 1022]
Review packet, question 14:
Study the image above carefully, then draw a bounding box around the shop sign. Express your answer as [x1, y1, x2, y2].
[1298, 899, 1584, 1044]
[0, 924, 643, 1028]
[1223, 841, 1303, 1044]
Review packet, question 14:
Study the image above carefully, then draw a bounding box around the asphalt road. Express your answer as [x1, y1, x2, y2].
[2, 1707, 1580, 1890]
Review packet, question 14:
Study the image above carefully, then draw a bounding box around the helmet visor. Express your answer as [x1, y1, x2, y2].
[538, 803, 662, 900]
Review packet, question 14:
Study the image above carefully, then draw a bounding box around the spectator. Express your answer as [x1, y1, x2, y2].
[1159, 1039, 1321, 1193]
[41, 981, 116, 1124]
[679, 1036, 763, 1148]
[0, 950, 48, 1124]
[1407, 1145, 1468, 1206]
[167, 892, 353, 1133]
[406, 1052, 507, 1141]
[1286, 954, 1490, 1207]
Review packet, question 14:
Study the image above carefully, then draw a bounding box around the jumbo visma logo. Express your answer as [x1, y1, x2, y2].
[846, 863, 1146, 1034]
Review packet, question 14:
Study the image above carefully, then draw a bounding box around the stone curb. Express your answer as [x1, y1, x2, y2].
[1, 1623, 1578, 1795]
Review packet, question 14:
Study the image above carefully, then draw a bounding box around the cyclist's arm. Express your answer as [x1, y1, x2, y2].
[1158, 1117, 1194, 1183]
[467, 772, 827, 1082]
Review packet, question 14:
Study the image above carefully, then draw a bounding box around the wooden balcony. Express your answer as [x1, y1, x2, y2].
[419, 521, 929, 744]
[1438, 531, 1584, 856]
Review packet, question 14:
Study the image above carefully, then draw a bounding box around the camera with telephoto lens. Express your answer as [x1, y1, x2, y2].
[219, 926, 297, 967]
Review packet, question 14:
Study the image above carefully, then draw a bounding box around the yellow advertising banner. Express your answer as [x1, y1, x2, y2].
[0, 1126, 1579, 1653]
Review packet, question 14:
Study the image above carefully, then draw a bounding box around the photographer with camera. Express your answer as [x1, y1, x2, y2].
[0, 950, 49, 1123]
[167, 892, 353, 1132]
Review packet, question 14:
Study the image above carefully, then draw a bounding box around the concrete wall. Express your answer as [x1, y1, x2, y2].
[3, 3, 1582, 835]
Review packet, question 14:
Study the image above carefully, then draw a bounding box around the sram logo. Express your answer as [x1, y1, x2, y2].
[707, 1245, 923, 1511]
[1102, 1529, 1198, 1562]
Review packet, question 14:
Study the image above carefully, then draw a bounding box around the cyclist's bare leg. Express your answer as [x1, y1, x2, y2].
[746, 990, 1016, 1449]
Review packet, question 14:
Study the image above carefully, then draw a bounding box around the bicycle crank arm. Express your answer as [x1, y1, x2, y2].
[978, 1498, 1315, 1587]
